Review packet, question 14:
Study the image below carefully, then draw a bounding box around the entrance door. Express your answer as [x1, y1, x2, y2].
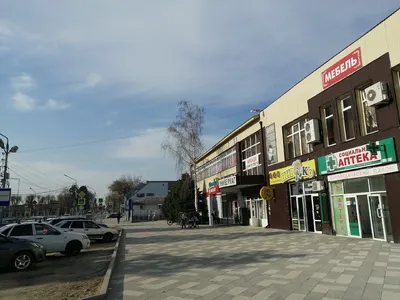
[312, 195, 322, 233]
[305, 195, 314, 232]
[297, 196, 306, 231]
[346, 197, 360, 237]
[368, 195, 386, 241]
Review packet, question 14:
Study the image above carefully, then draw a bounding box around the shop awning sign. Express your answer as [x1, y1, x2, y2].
[321, 47, 362, 89]
[219, 175, 237, 188]
[269, 159, 317, 185]
[318, 137, 397, 175]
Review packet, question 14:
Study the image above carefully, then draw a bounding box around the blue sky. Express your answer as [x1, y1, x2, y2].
[1, 1, 399, 199]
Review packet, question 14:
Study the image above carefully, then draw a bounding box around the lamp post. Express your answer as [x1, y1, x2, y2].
[0, 133, 18, 225]
[30, 187, 37, 216]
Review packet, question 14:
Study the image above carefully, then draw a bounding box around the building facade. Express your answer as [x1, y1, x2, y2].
[196, 9, 400, 243]
[260, 9, 400, 243]
[196, 116, 266, 227]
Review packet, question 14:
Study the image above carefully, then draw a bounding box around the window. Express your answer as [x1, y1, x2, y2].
[10, 224, 33, 236]
[284, 118, 312, 159]
[265, 124, 278, 165]
[0, 235, 7, 242]
[35, 224, 59, 235]
[60, 221, 72, 228]
[71, 221, 84, 229]
[1, 226, 12, 236]
[241, 132, 263, 176]
[321, 104, 336, 146]
[196, 147, 236, 181]
[146, 193, 155, 196]
[338, 96, 356, 141]
[84, 221, 100, 229]
[357, 86, 378, 135]
[137, 193, 145, 198]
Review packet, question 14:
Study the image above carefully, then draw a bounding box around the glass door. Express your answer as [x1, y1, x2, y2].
[346, 196, 360, 237]
[297, 196, 306, 231]
[368, 195, 386, 241]
[312, 195, 322, 233]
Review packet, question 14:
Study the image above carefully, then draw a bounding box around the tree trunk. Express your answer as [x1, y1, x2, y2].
[193, 169, 198, 212]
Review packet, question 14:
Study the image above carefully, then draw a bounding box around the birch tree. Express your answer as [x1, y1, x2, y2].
[161, 100, 204, 211]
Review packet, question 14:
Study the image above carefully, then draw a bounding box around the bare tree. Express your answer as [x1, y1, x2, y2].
[161, 100, 205, 211]
[108, 175, 143, 211]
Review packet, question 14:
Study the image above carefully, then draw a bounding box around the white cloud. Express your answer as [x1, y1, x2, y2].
[41, 99, 70, 110]
[11, 72, 36, 90]
[84, 73, 102, 88]
[12, 92, 36, 111]
[2, 1, 398, 106]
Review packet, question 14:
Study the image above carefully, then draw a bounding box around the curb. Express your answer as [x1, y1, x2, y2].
[83, 228, 125, 300]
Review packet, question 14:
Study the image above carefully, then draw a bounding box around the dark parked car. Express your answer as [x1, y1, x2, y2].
[0, 233, 46, 271]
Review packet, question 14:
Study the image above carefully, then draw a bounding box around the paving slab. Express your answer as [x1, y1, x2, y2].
[106, 221, 400, 300]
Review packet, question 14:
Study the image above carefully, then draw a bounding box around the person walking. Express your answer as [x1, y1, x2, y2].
[117, 212, 121, 224]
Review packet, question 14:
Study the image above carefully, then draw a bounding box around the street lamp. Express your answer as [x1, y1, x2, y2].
[0, 133, 18, 225]
[64, 174, 77, 185]
[0, 133, 19, 188]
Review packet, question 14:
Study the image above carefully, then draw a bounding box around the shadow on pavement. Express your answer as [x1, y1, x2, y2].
[123, 229, 301, 245]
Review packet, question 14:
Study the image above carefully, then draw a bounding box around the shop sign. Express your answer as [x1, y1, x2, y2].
[219, 175, 237, 188]
[245, 154, 259, 170]
[328, 163, 400, 182]
[318, 137, 397, 175]
[332, 195, 348, 235]
[208, 179, 220, 195]
[260, 186, 274, 201]
[269, 159, 317, 185]
[322, 47, 362, 89]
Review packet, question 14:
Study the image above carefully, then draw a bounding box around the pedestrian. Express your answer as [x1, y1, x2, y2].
[117, 212, 121, 224]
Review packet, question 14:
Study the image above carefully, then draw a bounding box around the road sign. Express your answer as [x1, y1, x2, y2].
[78, 191, 86, 198]
[77, 198, 86, 206]
[98, 198, 103, 203]
[0, 188, 11, 207]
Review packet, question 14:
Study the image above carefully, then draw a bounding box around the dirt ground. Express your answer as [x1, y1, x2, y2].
[0, 241, 116, 300]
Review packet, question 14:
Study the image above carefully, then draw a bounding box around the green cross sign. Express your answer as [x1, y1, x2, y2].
[327, 156, 337, 171]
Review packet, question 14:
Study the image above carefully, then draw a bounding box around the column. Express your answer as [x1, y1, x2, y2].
[217, 193, 223, 219]
[207, 196, 213, 226]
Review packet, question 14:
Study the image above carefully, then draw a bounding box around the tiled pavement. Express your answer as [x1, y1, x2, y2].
[106, 221, 400, 300]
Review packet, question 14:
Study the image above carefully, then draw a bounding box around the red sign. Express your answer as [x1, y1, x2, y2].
[321, 48, 362, 89]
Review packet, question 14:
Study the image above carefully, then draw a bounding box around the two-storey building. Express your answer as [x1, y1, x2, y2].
[196, 8, 400, 243]
[260, 9, 400, 243]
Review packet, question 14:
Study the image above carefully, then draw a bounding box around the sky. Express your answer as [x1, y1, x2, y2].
[0, 1, 399, 200]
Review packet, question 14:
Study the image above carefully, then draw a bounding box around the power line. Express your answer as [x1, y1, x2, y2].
[16, 187, 66, 196]
[7, 167, 51, 190]
[8, 161, 67, 188]
[18, 111, 249, 153]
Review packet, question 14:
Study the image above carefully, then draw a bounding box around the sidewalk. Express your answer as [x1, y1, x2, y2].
[106, 221, 400, 300]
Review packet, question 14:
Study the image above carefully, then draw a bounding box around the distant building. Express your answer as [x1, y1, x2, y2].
[126, 181, 177, 220]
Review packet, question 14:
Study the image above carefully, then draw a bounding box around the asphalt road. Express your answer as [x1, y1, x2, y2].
[0, 241, 116, 300]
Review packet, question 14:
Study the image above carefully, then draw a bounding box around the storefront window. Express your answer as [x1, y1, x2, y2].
[291, 197, 298, 219]
[343, 178, 369, 194]
[330, 181, 344, 195]
[369, 176, 386, 192]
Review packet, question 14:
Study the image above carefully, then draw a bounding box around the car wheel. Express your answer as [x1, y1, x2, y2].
[102, 232, 113, 243]
[12, 251, 34, 271]
[65, 241, 82, 256]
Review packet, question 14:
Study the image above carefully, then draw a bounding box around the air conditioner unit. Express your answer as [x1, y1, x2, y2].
[305, 119, 321, 144]
[312, 180, 325, 192]
[365, 81, 389, 107]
